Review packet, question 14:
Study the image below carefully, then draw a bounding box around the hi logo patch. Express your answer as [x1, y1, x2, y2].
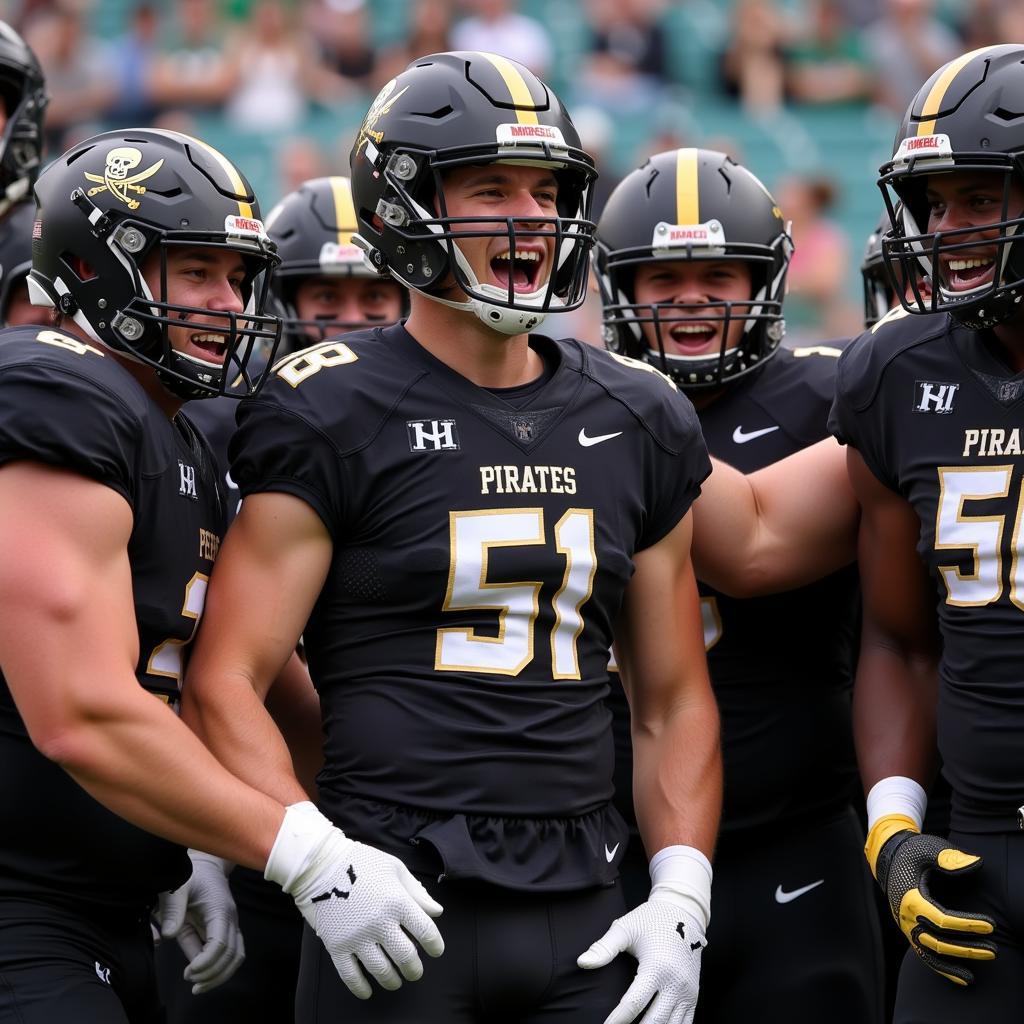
[407, 419, 459, 452]
[913, 380, 958, 414]
[178, 460, 198, 499]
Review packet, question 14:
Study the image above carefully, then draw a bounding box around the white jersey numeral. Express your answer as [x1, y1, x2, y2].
[146, 572, 209, 685]
[934, 466, 1020, 607]
[435, 508, 596, 678]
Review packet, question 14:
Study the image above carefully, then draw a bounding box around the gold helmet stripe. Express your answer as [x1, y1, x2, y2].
[329, 176, 356, 245]
[676, 148, 700, 225]
[181, 133, 254, 218]
[479, 52, 540, 125]
[917, 46, 1004, 136]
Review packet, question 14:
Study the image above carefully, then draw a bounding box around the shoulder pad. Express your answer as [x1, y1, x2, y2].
[0, 327, 148, 498]
[836, 313, 950, 413]
[572, 341, 701, 456]
[746, 344, 840, 427]
[259, 330, 425, 454]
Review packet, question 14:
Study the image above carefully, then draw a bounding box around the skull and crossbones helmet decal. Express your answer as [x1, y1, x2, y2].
[28, 128, 283, 400]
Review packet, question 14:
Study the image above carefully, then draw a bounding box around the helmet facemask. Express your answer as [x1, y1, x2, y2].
[355, 138, 596, 335]
[0, 47, 46, 219]
[597, 238, 790, 390]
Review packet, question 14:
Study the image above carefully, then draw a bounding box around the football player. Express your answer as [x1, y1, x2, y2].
[0, 22, 45, 329]
[183, 51, 721, 1024]
[266, 174, 407, 355]
[187, 174, 407, 516]
[158, 175, 407, 1024]
[596, 148, 883, 1021]
[0, 202, 37, 327]
[0, 128, 396, 1023]
[692, 44, 1024, 1019]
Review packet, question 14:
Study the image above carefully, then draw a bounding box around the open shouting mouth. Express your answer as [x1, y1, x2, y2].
[490, 247, 545, 294]
[664, 318, 721, 356]
[941, 252, 996, 293]
[187, 330, 229, 363]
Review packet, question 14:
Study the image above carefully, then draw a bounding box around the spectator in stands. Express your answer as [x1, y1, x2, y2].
[785, 0, 873, 107]
[862, 0, 959, 116]
[275, 135, 327, 200]
[998, 5, 1024, 44]
[954, 0, 1011, 52]
[103, 3, 162, 128]
[24, 2, 113, 152]
[305, 0, 377, 100]
[148, 0, 236, 115]
[374, 0, 454, 87]
[718, 0, 790, 114]
[579, 0, 669, 112]
[224, 0, 340, 132]
[450, 0, 553, 78]
[774, 173, 857, 340]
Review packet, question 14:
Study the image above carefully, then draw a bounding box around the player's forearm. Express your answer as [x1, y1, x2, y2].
[631, 693, 722, 859]
[182, 663, 311, 807]
[40, 682, 285, 869]
[265, 652, 324, 797]
[854, 636, 939, 793]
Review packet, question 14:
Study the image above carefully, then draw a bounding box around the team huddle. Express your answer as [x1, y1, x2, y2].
[0, 17, 1022, 1024]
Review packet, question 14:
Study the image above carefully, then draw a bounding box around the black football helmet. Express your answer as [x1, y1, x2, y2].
[28, 128, 281, 400]
[265, 175, 407, 353]
[0, 22, 46, 221]
[879, 44, 1024, 329]
[0, 199, 34, 324]
[861, 211, 896, 329]
[349, 50, 596, 335]
[595, 148, 792, 390]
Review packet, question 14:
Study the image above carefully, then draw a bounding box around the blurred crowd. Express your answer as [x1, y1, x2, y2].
[0, 0, 1017, 342]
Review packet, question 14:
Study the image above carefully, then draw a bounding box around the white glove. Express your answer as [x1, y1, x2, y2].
[578, 846, 711, 1024]
[156, 850, 245, 995]
[265, 801, 444, 999]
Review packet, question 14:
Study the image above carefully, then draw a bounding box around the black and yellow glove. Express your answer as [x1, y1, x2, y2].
[865, 814, 996, 986]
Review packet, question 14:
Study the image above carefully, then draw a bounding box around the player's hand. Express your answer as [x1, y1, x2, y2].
[265, 801, 444, 999]
[866, 814, 996, 985]
[578, 888, 705, 1024]
[156, 850, 245, 995]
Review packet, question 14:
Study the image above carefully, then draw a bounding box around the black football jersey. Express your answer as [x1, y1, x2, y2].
[610, 347, 860, 840]
[187, 395, 241, 522]
[830, 308, 1024, 832]
[0, 327, 224, 909]
[231, 324, 709, 872]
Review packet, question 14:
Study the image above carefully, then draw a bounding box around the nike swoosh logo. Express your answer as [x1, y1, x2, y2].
[732, 425, 780, 444]
[579, 428, 623, 448]
[774, 879, 824, 904]
[604, 843, 620, 863]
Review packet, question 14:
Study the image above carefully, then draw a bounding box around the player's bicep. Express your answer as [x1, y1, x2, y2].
[847, 446, 937, 654]
[749, 437, 858, 590]
[694, 438, 857, 596]
[0, 462, 138, 746]
[192, 490, 332, 697]
[617, 512, 712, 726]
